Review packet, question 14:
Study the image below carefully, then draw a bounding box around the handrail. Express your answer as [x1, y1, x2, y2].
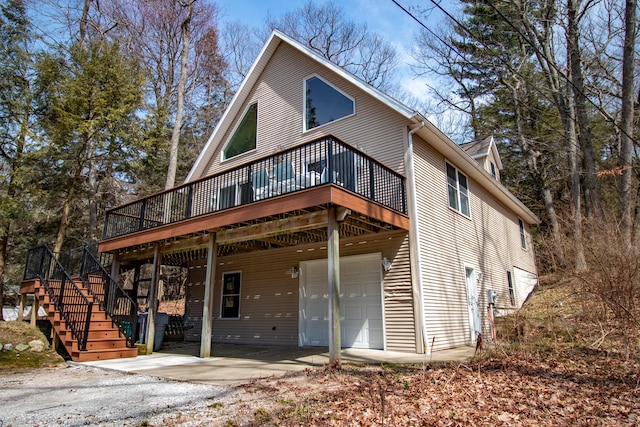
[103, 135, 407, 240]
[23, 245, 93, 351]
[77, 243, 137, 347]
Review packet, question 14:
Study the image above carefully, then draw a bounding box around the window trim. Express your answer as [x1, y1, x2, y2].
[219, 271, 242, 320]
[518, 218, 527, 250]
[445, 161, 471, 218]
[303, 74, 355, 132]
[220, 102, 258, 162]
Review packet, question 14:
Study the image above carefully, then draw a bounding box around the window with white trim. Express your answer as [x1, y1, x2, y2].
[446, 162, 470, 216]
[507, 270, 516, 305]
[220, 272, 241, 318]
[222, 103, 257, 160]
[304, 76, 354, 131]
[518, 218, 527, 250]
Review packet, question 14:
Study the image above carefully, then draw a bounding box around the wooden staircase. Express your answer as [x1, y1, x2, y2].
[33, 278, 138, 362]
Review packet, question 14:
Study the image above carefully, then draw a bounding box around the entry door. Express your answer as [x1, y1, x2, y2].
[465, 267, 482, 343]
[299, 253, 384, 349]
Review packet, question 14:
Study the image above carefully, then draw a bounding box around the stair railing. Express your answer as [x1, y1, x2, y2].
[77, 243, 137, 347]
[23, 245, 93, 351]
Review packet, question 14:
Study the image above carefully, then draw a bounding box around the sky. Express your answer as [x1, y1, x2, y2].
[217, 0, 461, 113]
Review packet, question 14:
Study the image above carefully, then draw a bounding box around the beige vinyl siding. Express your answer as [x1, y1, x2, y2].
[184, 231, 415, 352]
[412, 135, 536, 351]
[199, 43, 409, 178]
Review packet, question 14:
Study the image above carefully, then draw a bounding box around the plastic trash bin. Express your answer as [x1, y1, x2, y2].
[138, 312, 170, 351]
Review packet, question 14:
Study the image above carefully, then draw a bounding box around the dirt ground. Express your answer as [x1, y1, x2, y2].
[1, 347, 638, 427]
[2, 276, 640, 426]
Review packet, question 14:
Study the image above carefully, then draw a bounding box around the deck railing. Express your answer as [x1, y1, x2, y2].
[23, 245, 93, 351]
[103, 135, 406, 240]
[78, 243, 137, 347]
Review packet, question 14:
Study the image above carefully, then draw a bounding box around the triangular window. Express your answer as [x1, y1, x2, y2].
[222, 103, 257, 160]
[304, 76, 354, 131]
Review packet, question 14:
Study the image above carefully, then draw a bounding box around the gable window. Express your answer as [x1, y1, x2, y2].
[446, 162, 470, 216]
[490, 161, 497, 178]
[221, 272, 241, 318]
[518, 218, 527, 250]
[222, 103, 257, 160]
[304, 76, 354, 131]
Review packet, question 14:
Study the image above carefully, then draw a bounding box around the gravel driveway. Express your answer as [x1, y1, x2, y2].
[0, 364, 231, 426]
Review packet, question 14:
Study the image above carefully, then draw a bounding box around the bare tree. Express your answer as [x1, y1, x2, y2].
[618, 0, 636, 246]
[266, 0, 398, 91]
[104, 0, 222, 190]
[166, 0, 195, 190]
[566, 0, 604, 221]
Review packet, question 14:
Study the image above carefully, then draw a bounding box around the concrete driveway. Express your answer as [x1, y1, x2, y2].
[83, 341, 475, 386]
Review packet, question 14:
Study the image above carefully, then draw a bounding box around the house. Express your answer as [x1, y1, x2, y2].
[24, 30, 538, 362]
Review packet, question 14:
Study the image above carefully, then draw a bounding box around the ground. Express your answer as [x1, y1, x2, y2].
[1, 276, 639, 426]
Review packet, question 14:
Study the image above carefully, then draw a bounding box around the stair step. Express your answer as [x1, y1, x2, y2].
[58, 328, 121, 340]
[28, 277, 137, 363]
[68, 337, 129, 352]
[72, 347, 138, 362]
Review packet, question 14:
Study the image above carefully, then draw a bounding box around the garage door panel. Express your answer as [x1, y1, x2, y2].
[344, 304, 363, 320]
[300, 254, 383, 350]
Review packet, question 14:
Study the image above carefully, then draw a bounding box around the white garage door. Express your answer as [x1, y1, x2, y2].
[299, 253, 384, 349]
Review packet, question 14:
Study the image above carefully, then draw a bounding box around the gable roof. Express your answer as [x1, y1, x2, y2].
[460, 136, 503, 169]
[185, 30, 538, 225]
[185, 30, 415, 183]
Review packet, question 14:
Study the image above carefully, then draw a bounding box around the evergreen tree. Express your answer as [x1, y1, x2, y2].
[34, 39, 145, 253]
[0, 0, 33, 317]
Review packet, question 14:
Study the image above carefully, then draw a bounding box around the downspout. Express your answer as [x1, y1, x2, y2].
[405, 121, 430, 354]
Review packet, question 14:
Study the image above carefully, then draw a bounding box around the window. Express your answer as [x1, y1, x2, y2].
[446, 162, 470, 216]
[217, 182, 251, 210]
[221, 272, 241, 318]
[507, 270, 515, 305]
[304, 76, 354, 131]
[490, 161, 497, 178]
[518, 218, 527, 250]
[222, 103, 257, 160]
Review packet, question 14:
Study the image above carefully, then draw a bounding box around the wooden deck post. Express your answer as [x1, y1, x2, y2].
[145, 244, 161, 354]
[327, 206, 341, 365]
[200, 233, 217, 358]
[30, 295, 39, 327]
[17, 293, 26, 322]
[109, 253, 120, 312]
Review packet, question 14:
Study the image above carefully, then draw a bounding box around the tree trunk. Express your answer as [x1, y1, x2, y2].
[53, 164, 83, 255]
[566, 91, 587, 270]
[87, 137, 99, 240]
[509, 80, 566, 267]
[0, 87, 30, 320]
[519, 0, 586, 270]
[567, 0, 603, 222]
[165, 1, 194, 190]
[619, 0, 637, 246]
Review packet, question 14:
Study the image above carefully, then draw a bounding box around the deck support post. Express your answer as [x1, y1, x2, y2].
[18, 293, 26, 321]
[30, 295, 39, 326]
[145, 244, 161, 354]
[327, 206, 341, 365]
[109, 253, 120, 313]
[200, 233, 217, 358]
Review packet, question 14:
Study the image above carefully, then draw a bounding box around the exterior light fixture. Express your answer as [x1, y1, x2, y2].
[381, 257, 392, 272]
[290, 266, 299, 278]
